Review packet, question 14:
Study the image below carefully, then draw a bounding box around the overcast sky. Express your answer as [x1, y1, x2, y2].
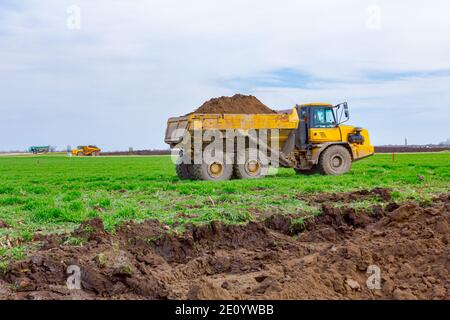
[1, 0, 449, 151]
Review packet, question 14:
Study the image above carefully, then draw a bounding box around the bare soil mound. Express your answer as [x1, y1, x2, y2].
[193, 94, 276, 114]
[296, 187, 392, 203]
[0, 193, 448, 300]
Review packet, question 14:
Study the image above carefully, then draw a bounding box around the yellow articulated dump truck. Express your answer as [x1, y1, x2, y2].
[164, 102, 374, 181]
[71, 145, 101, 157]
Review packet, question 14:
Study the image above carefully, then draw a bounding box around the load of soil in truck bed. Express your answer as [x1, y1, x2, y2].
[193, 94, 276, 114]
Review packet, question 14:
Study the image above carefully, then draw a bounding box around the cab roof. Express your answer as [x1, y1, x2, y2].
[298, 102, 333, 107]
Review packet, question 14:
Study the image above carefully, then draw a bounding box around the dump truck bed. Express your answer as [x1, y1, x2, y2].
[165, 109, 299, 145]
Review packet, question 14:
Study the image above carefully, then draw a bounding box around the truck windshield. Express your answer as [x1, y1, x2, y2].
[311, 107, 336, 128]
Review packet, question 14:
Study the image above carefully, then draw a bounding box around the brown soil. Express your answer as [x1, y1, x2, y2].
[296, 187, 393, 204]
[0, 192, 448, 300]
[192, 94, 276, 114]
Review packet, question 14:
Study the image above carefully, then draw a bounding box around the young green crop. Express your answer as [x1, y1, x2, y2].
[0, 152, 449, 265]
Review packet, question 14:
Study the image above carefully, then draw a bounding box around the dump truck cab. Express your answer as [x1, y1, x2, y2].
[290, 102, 374, 174]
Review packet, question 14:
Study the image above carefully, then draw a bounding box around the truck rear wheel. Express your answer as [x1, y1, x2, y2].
[318, 145, 352, 175]
[192, 152, 233, 181]
[176, 161, 196, 180]
[234, 149, 269, 179]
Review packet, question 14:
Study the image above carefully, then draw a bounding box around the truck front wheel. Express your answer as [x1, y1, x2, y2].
[318, 145, 352, 175]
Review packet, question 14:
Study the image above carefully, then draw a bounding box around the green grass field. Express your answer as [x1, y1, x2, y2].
[0, 153, 449, 267]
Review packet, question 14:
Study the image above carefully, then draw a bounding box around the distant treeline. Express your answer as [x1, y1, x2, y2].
[2, 147, 449, 155]
[100, 149, 171, 156]
[375, 146, 450, 153]
[102, 146, 450, 156]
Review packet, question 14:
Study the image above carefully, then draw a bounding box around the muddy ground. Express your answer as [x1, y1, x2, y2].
[192, 94, 276, 114]
[0, 189, 448, 300]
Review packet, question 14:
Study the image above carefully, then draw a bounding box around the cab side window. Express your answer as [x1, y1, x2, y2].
[311, 108, 336, 128]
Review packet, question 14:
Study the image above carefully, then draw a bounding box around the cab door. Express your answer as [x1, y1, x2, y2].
[308, 107, 342, 143]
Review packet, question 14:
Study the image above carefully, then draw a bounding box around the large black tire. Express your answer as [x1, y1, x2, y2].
[318, 145, 352, 175]
[191, 152, 233, 181]
[294, 167, 319, 175]
[234, 149, 269, 179]
[175, 162, 196, 180]
[176, 153, 197, 180]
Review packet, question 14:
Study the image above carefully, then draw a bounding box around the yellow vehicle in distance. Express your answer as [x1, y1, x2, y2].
[71, 145, 101, 157]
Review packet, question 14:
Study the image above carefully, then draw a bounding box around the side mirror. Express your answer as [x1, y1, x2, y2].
[344, 102, 349, 118]
[334, 102, 350, 124]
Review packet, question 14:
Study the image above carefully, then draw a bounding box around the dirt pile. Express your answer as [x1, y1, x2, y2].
[193, 94, 276, 114]
[296, 187, 392, 204]
[0, 192, 448, 300]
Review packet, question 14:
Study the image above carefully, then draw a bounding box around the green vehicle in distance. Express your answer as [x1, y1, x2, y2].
[28, 146, 50, 154]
